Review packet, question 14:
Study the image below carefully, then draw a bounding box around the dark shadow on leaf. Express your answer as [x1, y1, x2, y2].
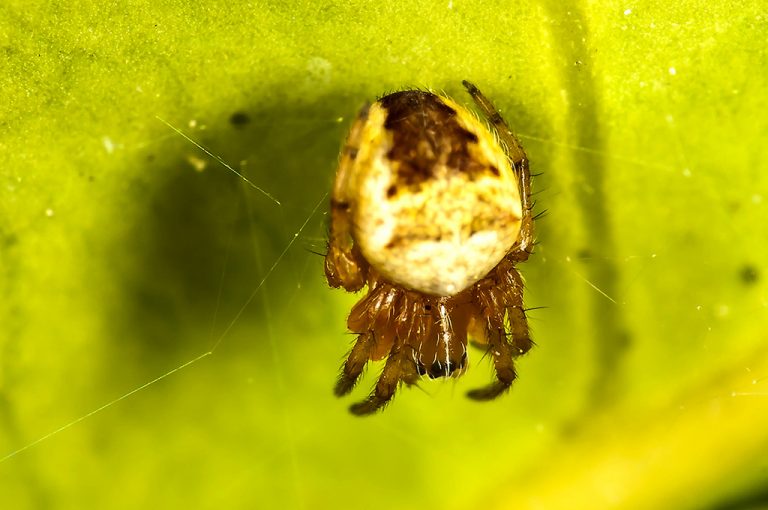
[101, 91, 357, 381]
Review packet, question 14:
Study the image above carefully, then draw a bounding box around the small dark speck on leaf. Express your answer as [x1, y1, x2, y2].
[3, 233, 18, 249]
[80, 170, 95, 181]
[740, 265, 759, 285]
[229, 111, 251, 128]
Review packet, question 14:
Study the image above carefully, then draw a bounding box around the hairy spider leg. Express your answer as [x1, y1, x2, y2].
[334, 331, 374, 397]
[325, 103, 371, 291]
[344, 283, 423, 415]
[502, 263, 534, 356]
[349, 343, 420, 416]
[460, 81, 534, 399]
[465, 261, 528, 399]
[462, 80, 534, 258]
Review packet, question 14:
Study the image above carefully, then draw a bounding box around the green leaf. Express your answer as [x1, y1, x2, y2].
[1, 1, 766, 509]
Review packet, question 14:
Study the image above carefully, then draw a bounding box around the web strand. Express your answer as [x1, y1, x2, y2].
[155, 116, 282, 205]
[0, 191, 327, 463]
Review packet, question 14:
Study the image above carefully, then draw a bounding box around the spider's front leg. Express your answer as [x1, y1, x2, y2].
[325, 103, 371, 292]
[349, 344, 420, 416]
[344, 286, 418, 415]
[334, 331, 374, 397]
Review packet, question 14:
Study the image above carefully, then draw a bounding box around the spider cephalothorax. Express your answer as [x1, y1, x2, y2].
[325, 81, 534, 415]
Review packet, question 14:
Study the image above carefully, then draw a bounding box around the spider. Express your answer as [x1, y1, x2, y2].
[325, 81, 534, 415]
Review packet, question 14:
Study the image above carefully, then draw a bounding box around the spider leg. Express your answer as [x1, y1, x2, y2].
[462, 80, 533, 259]
[502, 264, 533, 356]
[467, 265, 531, 400]
[466, 323, 517, 401]
[349, 346, 419, 416]
[334, 331, 374, 396]
[325, 103, 371, 291]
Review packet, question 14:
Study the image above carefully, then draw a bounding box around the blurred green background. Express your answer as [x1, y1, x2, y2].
[1, 1, 767, 508]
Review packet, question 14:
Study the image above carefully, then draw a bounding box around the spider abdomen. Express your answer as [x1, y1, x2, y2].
[349, 90, 523, 296]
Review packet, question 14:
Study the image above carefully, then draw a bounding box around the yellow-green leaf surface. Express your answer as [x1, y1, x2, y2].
[1, 1, 766, 509]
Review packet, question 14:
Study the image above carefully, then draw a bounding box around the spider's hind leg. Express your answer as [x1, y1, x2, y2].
[463, 80, 534, 256]
[462, 80, 526, 167]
